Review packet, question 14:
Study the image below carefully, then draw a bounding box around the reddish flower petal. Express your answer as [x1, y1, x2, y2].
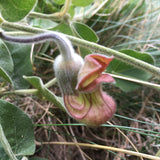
[77, 54, 114, 91]
[64, 86, 116, 126]
[77, 73, 115, 92]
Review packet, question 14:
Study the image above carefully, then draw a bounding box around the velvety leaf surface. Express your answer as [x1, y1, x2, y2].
[0, 0, 37, 22]
[0, 67, 12, 84]
[31, 18, 58, 29]
[0, 100, 35, 158]
[0, 40, 13, 73]
[71, 22, 98, 42]
[5, 43, 33, 89]
[50, 23, 73, 35]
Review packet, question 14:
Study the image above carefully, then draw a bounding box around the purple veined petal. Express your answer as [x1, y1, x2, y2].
[79, 86, 116, 126]
[63, 93, 91, 119]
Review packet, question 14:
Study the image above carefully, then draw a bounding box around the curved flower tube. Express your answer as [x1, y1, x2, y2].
[62, 54, 116, 126]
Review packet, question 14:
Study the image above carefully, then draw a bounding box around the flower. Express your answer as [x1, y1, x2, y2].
[63, 54, 116, 126]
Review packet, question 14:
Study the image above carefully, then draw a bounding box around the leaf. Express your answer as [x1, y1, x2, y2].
[71, 22, 98, 42]
[0, 144, 9, 160]
[72, 0, 94, 7]
[107, 49, 155, 92]
[50, 23, 73, 35]
[5, 43, 33, 89]
[0, 40, 14, 84]
[23, 76, 65, 110]
[0, 0, 37, 22]
[0, 100, 35, 158]
[0, 67, 12, 84]
[31, 18, 58, 29]
[0, 40, 14, 78]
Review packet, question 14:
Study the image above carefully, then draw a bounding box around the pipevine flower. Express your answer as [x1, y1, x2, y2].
[54, 53, 116, 126]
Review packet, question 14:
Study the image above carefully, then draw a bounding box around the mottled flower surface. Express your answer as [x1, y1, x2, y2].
[63, 54, 116, 126]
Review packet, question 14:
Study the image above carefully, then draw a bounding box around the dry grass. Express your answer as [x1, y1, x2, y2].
[13, 85, 159, 160]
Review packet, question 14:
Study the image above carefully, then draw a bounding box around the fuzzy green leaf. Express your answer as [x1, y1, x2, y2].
[0, 40, 13, 83]
[5, 43, 33, 89]
[31, 18, 58, 29]
[0, 100, 35, 158]
[0, 0, 37, 22]
[0, 67, 12, 84]
[0, 40, 14, 75]
[50, 23, 73, 35]
[71, 21, 98, 42]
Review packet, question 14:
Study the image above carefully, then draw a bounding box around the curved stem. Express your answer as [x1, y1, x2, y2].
[1, 21, 160, 79]
[60, 0, 71, 17]
[0, 31, 74, 60]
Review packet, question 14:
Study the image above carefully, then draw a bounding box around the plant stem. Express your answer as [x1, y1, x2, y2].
[0, 124, 18, 160]
[36, 141, 160, 160]
[29, 12, 62, 21]
[60, 0, 71, 17]
[1, 21, 160, 79]
[0, 32, 74, 60]
[44, 78, 57, 88]
[0, 78, 57, 96]
[29, 0, 71, 20]
[109, 73, 160, 90]
[68, 35, 160, 78]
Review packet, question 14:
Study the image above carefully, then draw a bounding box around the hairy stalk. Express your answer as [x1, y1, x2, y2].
[1, 22, 160, 79]
[0, 124, 18, 160]
[68, 35, 160, 78]
[0, 31, 73, 60]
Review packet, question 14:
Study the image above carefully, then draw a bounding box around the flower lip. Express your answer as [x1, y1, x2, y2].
[76, 54, 114, 92]
[64, 85, 116, 126]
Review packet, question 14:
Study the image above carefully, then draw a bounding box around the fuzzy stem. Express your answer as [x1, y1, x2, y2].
[0, 31, 74, 60]
[0, 124, 18, 160]
[1, 21, 160, 78]
[68, 35, 160, 78]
